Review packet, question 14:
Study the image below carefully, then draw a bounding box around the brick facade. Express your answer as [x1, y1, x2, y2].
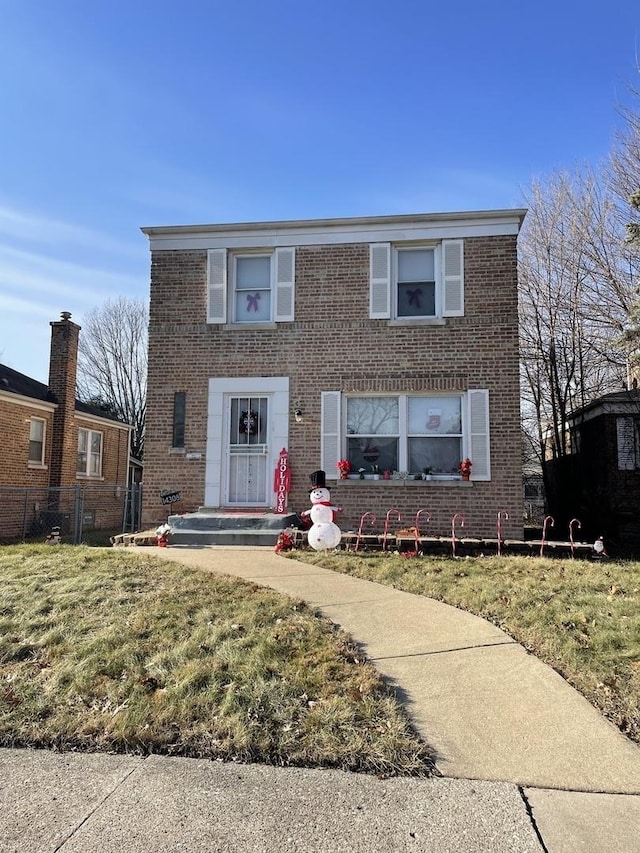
[142, 211, 526, 539]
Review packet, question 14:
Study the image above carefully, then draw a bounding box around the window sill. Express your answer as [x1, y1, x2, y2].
[388, 318, 447, 327]
[334, 478, 473, 487]
[222, 322, 278, 330]
[76, 474, 105, 481]
[168, 447, 186, 455]
[27, 462, 48, 470]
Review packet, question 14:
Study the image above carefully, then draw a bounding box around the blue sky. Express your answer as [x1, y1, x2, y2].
[0, 0, 639, 381]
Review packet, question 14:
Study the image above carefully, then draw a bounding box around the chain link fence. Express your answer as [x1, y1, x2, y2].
[0, 482, 143, 545]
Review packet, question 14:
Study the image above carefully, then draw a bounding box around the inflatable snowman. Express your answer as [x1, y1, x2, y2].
[301, 470, 342, 551]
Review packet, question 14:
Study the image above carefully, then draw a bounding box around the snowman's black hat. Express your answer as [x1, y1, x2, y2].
[310, 470, 326, 489]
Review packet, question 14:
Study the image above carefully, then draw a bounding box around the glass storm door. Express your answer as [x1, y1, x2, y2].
[225, 396, 269, 505]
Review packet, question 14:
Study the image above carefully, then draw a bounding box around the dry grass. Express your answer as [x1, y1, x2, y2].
[0, 546, 434, 776]
[289, 551, 640, 742]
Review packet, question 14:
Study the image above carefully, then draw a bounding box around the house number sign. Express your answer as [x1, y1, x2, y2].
[160, 490, 182, 505]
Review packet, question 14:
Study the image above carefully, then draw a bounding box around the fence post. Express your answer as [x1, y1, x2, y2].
[22, 488, 29, 543]
[73, 486, 82, 545]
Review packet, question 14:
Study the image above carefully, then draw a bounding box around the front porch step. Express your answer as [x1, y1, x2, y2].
[167, 510, 302, 547]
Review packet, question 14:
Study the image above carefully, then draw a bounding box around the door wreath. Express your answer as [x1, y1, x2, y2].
[240, 410, 259, 435]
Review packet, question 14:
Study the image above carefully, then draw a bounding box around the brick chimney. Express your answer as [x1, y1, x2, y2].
[48, 311, 81, 488]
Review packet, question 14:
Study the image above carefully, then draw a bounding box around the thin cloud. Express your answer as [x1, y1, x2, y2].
[0, 245, 146, 303]
[0, 202, 143, 259]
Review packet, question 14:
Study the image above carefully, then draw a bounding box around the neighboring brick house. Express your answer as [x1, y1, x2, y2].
[0, 313, 132, 540]
[547, 389, 640, 549]
[141, 210, 526, 538]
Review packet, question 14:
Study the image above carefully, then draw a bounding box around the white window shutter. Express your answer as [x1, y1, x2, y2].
[468, 389, 490, 480]
[274, 247, 295, 322]
[370, 243, 391, 319]
[321, 391, 341, 479]
[442, 239, 464, 317]
[617, 417, 636, 470]
[207, 249, 227, 323]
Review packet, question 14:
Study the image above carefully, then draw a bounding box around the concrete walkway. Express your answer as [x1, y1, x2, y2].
[3, 546, 640, 852]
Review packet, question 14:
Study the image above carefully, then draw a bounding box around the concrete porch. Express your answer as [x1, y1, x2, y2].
[167, 508, 302, 547]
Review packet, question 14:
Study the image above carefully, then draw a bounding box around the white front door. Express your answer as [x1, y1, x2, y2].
[225, 395, 269, 505]
[205, 377, 290, 509]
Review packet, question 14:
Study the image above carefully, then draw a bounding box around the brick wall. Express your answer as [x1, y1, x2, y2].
[143, 236, 524, 538]
[0, 398, 54, 488]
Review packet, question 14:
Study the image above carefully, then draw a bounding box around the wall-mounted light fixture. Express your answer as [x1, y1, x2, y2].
[293, 400, 303, 423]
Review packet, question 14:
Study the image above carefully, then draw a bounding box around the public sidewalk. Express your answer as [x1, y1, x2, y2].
[2, 545, 639, 852]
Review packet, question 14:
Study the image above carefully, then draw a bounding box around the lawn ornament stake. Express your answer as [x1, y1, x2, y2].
[301, 470, 342, 551]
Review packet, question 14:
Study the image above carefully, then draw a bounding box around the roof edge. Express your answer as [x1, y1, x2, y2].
[141, 208, 528, 238]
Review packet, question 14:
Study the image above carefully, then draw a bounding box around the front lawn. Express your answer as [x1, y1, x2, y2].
[289, 551, 640, 742]
[0, 546, 434, 776]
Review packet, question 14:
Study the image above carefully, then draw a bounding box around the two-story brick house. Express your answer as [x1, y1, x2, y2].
[0, 313, 132, 540]
[141, 210, 526, 539]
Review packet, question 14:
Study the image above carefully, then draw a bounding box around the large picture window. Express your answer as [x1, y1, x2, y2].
[77, 428, 103, 477]
[322, 388, 489, 481]
[346, 395, 463, 475]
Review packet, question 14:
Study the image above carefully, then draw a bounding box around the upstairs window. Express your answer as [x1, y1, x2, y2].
[370, 240, 464, 320]
[28, 417, 46, 465]
[207, 247, 296, 324]
[397, 249, 436, 318]
[233, 255, 272, 323]
[77, 428, 103, 477]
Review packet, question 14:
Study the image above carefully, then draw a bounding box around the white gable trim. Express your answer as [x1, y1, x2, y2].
[0, 390, 56, 412]
[75, 412, 133, 432]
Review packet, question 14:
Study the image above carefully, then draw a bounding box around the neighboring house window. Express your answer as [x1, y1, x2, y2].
[28, 417, 46, 465]
[323, 389, 490, 479]
[616, 416, 640, 469]
[77, 428, 103, 477]
[207, 247, 295, 324]
[369, 240, 464, 320]
[173, 391, 186, 448]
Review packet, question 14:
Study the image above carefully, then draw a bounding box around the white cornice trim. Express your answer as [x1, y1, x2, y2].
[571, 400, 640, 424]
[76, 411, 132, 431]
[142, 209, 527, 252]
[0, 390, 56, 412]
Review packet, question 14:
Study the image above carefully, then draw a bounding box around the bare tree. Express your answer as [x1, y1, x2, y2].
[519, 170, 634, 510]
[610, 83, 640, 374]
[77, 297, 148, 459]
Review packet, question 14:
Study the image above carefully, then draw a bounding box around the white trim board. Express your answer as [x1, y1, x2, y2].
[143, 210, 526, 252]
